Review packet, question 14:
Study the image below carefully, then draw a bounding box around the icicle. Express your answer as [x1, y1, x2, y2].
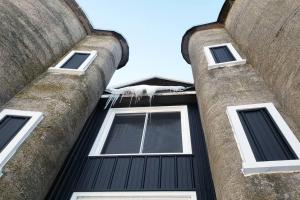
[128, 93, 134, 107]
[104, 94, 120, 109]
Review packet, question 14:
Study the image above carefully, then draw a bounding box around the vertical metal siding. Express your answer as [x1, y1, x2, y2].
[46, 97, 216, 200]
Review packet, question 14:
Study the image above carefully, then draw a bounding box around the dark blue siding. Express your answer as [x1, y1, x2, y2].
[46, 96, 216, 200]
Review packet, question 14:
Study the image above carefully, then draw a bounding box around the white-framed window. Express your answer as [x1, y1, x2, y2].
[226, 103, 300, 175]
[48, 50, 97, 75]
[89, 106, 192, 156]
[204, 43, 246, 70]
[70, 191, 197, 200]
[0, 109, 43, 176]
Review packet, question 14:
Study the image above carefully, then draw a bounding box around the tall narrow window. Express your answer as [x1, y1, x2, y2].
[49, 50, 97, 75]
[89, 106, 192, 156]
[204, 43, 246, 70]
[227, 103, 300, 175]
[0, 116, 30, 152]
[0, 109, 43, 175]
[238, 108, 297, 162]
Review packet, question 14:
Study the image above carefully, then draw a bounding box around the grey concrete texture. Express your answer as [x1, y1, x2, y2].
[188, 28, 300, 200]
[0, 35, 122, 200]
[225, 0, 300, 128]
[0, 0, 86, 107]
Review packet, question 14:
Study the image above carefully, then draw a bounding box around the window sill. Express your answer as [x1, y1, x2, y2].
[71, 192, 197, 200]
[89, 153, 193, 157]
[242, 160, 300, 176]
[208, 59, 246, 70]
[48, 67, 86, 75]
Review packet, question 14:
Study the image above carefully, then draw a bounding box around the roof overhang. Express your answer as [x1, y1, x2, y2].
[181, 0, 235, 64]
[65, 0, 129, 69]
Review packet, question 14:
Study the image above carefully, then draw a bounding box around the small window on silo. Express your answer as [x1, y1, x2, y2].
[49, 50, 97, 75]
[203, 43, 246, 70]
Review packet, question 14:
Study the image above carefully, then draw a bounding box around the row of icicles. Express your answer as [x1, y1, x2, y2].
[104, 85, 186, 109]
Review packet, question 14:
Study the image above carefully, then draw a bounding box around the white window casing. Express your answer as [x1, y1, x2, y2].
[48, 50, 97, 75]
[204, 43, 246, 70]
[89, 105, 192, 156]
[0, 109, 43, 176]
[226, 103, 300, 175]
[70, 191, 197, 200]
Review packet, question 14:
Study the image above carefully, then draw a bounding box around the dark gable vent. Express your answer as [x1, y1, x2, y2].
[210, 45, 236, 63]
[238, 108, 298, 161]
[61, 53, 90, 69]
[0, 116, 30, 152]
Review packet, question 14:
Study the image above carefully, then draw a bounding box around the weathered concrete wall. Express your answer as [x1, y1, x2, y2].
[0, 35, 122, 200]
[188, 28, 300, 200]
[0, 0, 86, 106]
[225, 0, 300, 127]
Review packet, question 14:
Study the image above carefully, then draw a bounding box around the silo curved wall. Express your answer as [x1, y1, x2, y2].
[225, 0, 300, 126]
[0, 35, 122, 200]
[0, 0, 86, 106]
[188, 27, 300, 200]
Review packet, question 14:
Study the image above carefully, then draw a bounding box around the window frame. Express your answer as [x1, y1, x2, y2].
[89, 105, 192, 156]
[0, 109, 43, 176]
[48, 50, 97, 75]
[204, 43, 246, 70]
[70, 191, 197, 200]
[226, 103, 300, 175]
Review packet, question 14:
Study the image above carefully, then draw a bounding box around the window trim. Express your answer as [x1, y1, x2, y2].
[204, 43, 246, 70]
[48, 50, 97, 75]
[70, 191, 197, 200]
[226, 103, 300, 175]
[0, 109, 43, 176]
[89, 105, 192, 156]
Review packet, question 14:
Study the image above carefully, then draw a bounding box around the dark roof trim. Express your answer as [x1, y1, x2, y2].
[181, 0, 235, 64]
[64, 0, 129, 69]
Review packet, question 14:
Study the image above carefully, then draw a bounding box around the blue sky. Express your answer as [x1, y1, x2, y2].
[76, 0, 224, 87]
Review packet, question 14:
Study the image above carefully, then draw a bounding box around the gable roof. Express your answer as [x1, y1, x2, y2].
[112, 76, 194, 89]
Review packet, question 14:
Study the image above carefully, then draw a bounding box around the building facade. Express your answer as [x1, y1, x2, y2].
[0, 0, 299, 199]
[46, 77, 217, 199]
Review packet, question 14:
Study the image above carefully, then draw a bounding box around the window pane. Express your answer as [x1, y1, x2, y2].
[143, 112, 183, 153]
[238, 108, 298, 161]
[101, 114, 146, 154]
[0, 116, 30, 152]
[61, 53, 90, 69]
[210, 46, 236, 63]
